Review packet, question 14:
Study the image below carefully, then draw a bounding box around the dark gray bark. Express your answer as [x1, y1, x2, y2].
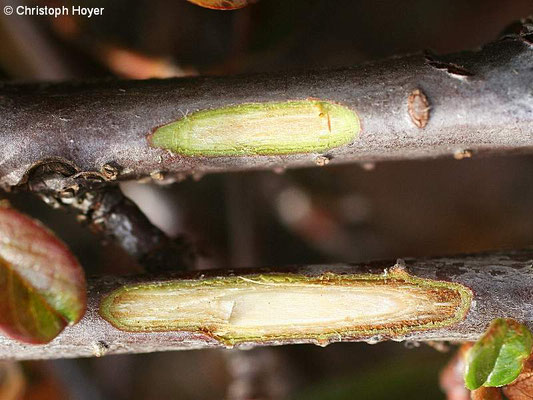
[0, 250, 531, 360]
[0, 31, 532, 189]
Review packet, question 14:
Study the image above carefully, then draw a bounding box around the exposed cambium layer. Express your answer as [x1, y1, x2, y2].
[149, 100, 360, 156]
[100, 271, 472, 345]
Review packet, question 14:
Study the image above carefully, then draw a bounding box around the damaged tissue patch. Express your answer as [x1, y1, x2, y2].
[149, 100, 360, 156]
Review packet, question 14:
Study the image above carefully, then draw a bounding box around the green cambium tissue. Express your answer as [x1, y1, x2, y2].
[149, 100, 360, 156]
[100, 271, 472, 346]
[464, 318, 533, 390]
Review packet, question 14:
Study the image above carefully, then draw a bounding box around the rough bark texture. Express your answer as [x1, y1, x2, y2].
[0, 250, 531, 360]
[0, 31, 531, 189]
[13, 159, 193, 271]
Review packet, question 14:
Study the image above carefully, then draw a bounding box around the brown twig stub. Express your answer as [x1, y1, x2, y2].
[0, 250, 531, 360]
[0, 27, 531, 189]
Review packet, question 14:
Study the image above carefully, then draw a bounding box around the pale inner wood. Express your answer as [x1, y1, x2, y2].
[108, 277, 462, 340]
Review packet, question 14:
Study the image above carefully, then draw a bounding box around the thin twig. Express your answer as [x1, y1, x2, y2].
[15, 159, 194, 271]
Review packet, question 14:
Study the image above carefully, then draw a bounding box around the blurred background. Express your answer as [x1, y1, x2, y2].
[1, 0, 533, 398]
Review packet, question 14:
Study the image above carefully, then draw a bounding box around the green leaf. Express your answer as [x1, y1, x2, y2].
[0, 203, 86, 344]
[465, 318, 533, 390]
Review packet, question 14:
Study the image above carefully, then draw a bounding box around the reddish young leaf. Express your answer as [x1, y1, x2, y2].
[0, 203, 86, 344]
[187, 0, 255, 10]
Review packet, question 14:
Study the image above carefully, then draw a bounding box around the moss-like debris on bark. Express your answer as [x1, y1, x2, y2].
[99, 270, 472, 346]
[149, 100, 360, 156]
